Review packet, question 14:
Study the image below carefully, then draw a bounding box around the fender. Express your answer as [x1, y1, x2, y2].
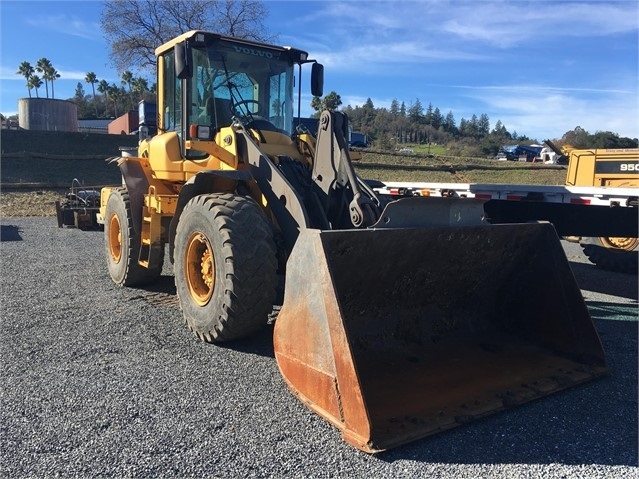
[168, 169, 253, 262]
[118, 158, 149, 235]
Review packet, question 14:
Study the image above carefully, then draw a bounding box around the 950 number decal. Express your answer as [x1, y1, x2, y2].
[620, 163, 639, 171]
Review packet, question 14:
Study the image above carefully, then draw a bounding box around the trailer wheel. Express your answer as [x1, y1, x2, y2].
[174, 193, 277, 342]
[581, 237, 638, 274]
[105, 187, 163, 286]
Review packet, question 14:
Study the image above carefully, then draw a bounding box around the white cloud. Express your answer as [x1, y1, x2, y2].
[300, 1, 639, 54]
[295, 1, 637, 140]
[461, 84, 639, 140]
[314, 41, 489, 74]
[341, 94, 402, 111]
[432, 2, 637, 48]
[56, 69, 91, 81]
[0, 66, 23, 81]
[1, 65, 100, 82]
[26, 14, 100, 40]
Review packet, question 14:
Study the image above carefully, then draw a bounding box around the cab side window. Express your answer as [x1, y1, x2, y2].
[162, 51, 181, 132]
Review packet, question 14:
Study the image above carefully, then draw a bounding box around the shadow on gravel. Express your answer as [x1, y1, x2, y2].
[0, 224, 23, 241]
[219, 325, 276, 358]
[376, 304, 638, 466]
[587, 300, 638, 322]
[132, 275, 277, 358]
[570, 261, 638, 301]
[141, 274, 177, 295]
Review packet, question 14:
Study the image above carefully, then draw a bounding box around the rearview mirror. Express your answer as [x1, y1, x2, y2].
[311, 63, 324, 98]
[175, 41, 192, 80]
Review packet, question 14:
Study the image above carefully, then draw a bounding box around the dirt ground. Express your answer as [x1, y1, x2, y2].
[0, 190, 66, 217]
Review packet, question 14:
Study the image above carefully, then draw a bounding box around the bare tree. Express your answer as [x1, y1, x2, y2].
[101, 0, 274, 73]
[217, 0, 272, 40]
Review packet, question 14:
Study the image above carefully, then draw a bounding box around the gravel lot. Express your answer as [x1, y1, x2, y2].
[1, 217, 637, 478]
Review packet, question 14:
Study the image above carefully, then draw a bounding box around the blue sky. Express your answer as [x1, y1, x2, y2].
[1, 0, 637, 141]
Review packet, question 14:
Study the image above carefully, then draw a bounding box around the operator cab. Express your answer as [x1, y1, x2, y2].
[155, 31, 323, 160]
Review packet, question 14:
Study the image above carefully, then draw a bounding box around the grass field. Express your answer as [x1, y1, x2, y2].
[355, 150, 566, 185]
[1, 129, 567, 187]
[0, 128, 567, 217]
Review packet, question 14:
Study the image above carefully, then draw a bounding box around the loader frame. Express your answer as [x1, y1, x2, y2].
[98, 30, 608, 454]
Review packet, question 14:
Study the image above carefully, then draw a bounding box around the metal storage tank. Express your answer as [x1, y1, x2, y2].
[18, 98, 79, 132]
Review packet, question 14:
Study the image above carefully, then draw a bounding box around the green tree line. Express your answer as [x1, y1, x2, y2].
[74, 70, 155, 119]
[312, 92, 638, 156]
[16, 58, 155, 119]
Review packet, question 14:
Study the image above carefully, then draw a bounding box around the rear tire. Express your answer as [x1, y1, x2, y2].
[104, 187, 163, 286]
[174, 193, 278, 342]
[582, 241, 638, 274]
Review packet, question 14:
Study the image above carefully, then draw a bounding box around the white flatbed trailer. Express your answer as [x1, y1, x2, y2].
[372, 181, 638, 273]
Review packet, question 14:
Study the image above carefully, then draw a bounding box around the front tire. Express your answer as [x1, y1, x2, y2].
[104, 187, 163, 286]
[174, 193, 278, 342]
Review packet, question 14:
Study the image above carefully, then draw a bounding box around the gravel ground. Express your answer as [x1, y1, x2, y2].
[1, 217, 637, 478]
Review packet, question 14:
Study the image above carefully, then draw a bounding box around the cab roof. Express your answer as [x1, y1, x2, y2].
[154, 30, 309, 61]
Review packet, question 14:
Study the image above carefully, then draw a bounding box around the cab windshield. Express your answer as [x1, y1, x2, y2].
[188, 40, 296, 134]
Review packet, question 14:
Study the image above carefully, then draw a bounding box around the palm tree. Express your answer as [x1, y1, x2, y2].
[97, 79, 109, 116]
[121, 70, 133, 91]
[47, 67, 60, 99]
[28, 75, 43, 98]
[85, 72, 99, 116]
[17, 61, 34, 97]
[108, 84, 123, 117]
[35, 58, 53, 98]
[131, 77, 149, 102]
[121, 70, 134, 110]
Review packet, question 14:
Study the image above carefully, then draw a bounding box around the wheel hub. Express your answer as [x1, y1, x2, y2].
[108, 213, 122, 263]
[185, 232, 215, 306]
[600, 236, 639, 252]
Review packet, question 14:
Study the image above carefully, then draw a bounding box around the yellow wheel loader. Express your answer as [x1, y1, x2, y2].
[565, 147, 639, 273]
[99, 31, 607, 453]
[539, 140, 638, 273]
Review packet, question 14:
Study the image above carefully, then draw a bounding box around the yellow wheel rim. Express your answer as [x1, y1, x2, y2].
[600, 236, 639, 252]
[185, 232, 215, 306]
[108, 213, 122, 264]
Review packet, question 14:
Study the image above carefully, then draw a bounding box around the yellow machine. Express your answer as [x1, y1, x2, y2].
[566, 148, 639, 188]
[566, 148, 638, 273]
[99, 31, 607, 453]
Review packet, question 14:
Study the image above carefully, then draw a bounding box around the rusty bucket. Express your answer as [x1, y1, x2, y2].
[273, 222, 607, 453]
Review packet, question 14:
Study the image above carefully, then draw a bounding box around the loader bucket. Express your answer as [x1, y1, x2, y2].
[273, 222, 607, 453]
